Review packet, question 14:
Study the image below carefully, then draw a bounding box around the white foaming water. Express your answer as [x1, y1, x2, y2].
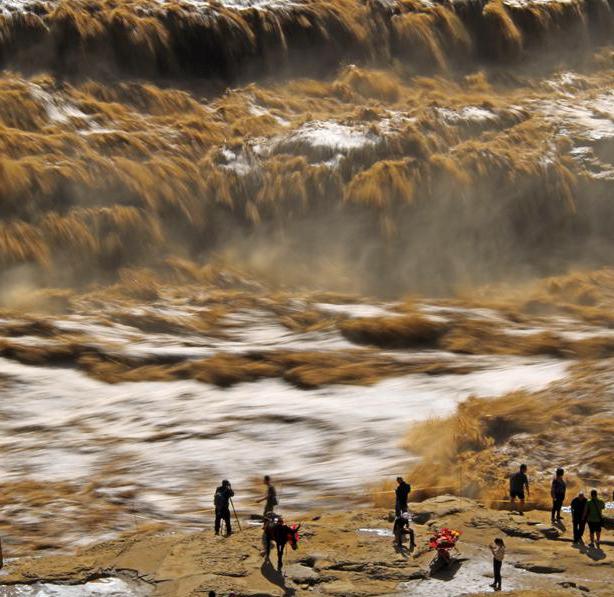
[49, 306, 354, 359]
[150, 0, 300, 9]
[0, 1, 39, 14]
[436, 106, 499, 124]
[541, 91, 614, 143]
[314, 302, 399, 318]
[504, 0, 574, 6]
[278, 121, 378, 152]
[28, 84, 93, 126]
[538, 87, 614, 179]
[0, 354, 567, 516]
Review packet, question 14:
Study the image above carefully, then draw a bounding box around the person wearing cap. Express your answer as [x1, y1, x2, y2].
[571, 491, 587, 544]
[214, 479, 234, 536]
[393, 511, 415, 551]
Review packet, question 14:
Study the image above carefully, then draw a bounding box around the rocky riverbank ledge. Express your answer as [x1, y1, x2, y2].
[1, 496, 612, 596]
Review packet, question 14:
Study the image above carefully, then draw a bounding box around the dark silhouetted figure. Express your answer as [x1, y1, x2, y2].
[509, 464, 529, 513]
[214, 479, 234, 536]
[257, 475, 278, 517]
[395, 477, 411, 516]
[551, 468, 566, 523]
[571, 491, 587, 544]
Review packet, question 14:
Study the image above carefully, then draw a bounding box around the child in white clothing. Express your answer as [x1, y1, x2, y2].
[489, 537, 505, 591]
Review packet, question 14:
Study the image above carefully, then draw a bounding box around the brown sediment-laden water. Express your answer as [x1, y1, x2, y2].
[0, 0, 613, 571]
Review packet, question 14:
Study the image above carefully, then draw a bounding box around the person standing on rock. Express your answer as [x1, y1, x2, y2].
[571, 491, 587, 544]
[257, 475, 278, 518]
[551, 468, 567, 524]
[214, 479, 234, 536]
[489, 537, 505, 591]
[395, 476, 411, 516]
[584, 489, 605, 549]
[509, 464, 529, 514]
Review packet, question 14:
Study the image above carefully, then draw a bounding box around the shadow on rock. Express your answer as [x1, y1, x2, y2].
[394, 543, 415, 558]
[261, 561, 296, 596]
[553, 520, 567, 532]
[574, 543, 605, 562]
[578, 545, 606, 561]
[429, 558, 462, 581]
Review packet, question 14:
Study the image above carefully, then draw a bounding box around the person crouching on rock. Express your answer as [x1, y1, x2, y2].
[571, 491, 587, 544]
[489, 537, 505, 591]
[551, 467, 566, 524]
[214, 480, 234, 536]
[393, 511, 415, 552]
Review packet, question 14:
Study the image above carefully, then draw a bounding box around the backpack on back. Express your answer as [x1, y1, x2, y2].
[214, 488, 226, 510]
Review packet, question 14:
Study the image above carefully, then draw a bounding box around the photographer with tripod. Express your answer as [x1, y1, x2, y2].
[214, 480, 235, 536]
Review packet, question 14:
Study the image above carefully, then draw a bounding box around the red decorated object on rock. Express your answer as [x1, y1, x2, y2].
[429, 527, 461, 554]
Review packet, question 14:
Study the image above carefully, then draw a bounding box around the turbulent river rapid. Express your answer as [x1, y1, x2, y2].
[2, 285, 611, 553]
[0, 300, 569, 514]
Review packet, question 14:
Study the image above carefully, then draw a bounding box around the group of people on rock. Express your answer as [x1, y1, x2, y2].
[507, 464, 608, 592]
[393, 476, 506, 591]
[509, 464, 607, 548]
[210, 468, 607, 594]
[393, 476, 416, 551]
[213, 475, 278, 536]
[395, 467, 608, 592]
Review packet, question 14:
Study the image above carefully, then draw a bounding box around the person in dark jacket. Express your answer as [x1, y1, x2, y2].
[509, 464, 529, 514]
[551, 468, 567, 523]
[571, 491, 587, 544]
[395, 477, 411, 516]
[214, 479, 234, 536]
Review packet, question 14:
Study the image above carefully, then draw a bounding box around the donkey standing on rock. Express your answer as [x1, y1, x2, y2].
[262, 515, 301, 571]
